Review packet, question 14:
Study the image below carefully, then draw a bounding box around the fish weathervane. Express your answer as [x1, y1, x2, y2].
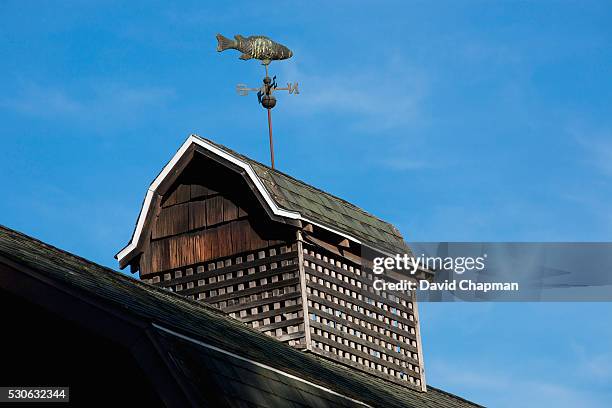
[216, 34, 293, 65]
[216, 33, 299, 170]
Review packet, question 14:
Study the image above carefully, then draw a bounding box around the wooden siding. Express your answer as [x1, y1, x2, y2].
[142, 243, 306, 347]
[140, 164, 292, 275]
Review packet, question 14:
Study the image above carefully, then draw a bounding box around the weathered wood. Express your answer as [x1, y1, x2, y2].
[156, 249, 297, 287]
[411, 292, 427, 392]
[303, 251, 412, 304]
[179, 264, 298, 296]
[148, 219, 285, 273]
[162, 188, 177, 208]
[239, 304, 303, 323]
[206, 196, 224, 226]
[188, 201, 207, 231]
[230, 219, 249, 255]
[224, 291, 301, 313]
[310, 294, 418, 345]
[309, 333, 422, 390]
[169, 234, 194, 268]
[306, 275, 416, 330]
[150, 239, 170, 272]
[247, 221, 268, 251]
[192, 229, 211, 263]
[215, 223, 233, 259]
[223, 197, 238, 222]
[302, 242, 423, 387]
[205, 278, 300, 304]
[175, 184, 191, 204]
[140, 244, 152, 275]
[310, 323, 420, 369]
[152, 203, 189, 239]
[190, 184, 209, 200]
[296, 231, 312, 350]
[257, 317, 304, 332]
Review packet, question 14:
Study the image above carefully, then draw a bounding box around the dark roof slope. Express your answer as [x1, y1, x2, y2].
[0, 225, 479, 408]
[198, 136, 410, 255]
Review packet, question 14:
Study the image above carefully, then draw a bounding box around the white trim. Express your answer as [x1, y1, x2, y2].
[118, 190, 154, 261]
[190, 136, 301, 220]
[117, 135, 390, 264]
[116, 136, 195, 261]
[152, 323, 372, 407]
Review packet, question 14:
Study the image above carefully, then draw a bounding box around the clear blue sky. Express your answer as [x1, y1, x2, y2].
[1, 1, 611, 406]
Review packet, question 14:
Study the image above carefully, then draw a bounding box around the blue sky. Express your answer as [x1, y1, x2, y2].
[1, 1, 611, 406]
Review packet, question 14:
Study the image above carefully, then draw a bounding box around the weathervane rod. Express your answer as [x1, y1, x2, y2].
[264, 62, 275, 169]
[267, 107, 275, 169]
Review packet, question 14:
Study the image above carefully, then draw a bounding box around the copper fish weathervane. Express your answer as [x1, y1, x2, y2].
[216, 33, 299, 169]
[216, 34, 293, 64]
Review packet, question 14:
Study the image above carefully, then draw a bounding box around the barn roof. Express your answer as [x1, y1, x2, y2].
[116, 135, 410, 266]
[0, 224, 480, 408]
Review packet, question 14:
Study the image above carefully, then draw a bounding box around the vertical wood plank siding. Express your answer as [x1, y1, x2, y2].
[140, 178, 285, 275]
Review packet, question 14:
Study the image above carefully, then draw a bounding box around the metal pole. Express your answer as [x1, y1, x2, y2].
[267, 108, 275, 169]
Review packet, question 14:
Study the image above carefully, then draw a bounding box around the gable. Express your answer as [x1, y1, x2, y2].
[117, 135, 410, 269]
[138, 152, 296, 274]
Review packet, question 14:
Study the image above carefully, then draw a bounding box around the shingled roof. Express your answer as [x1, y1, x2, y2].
[117, 135, 410, 264]
[200, 136, 410, 255]
[0, 224, 480, 408]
